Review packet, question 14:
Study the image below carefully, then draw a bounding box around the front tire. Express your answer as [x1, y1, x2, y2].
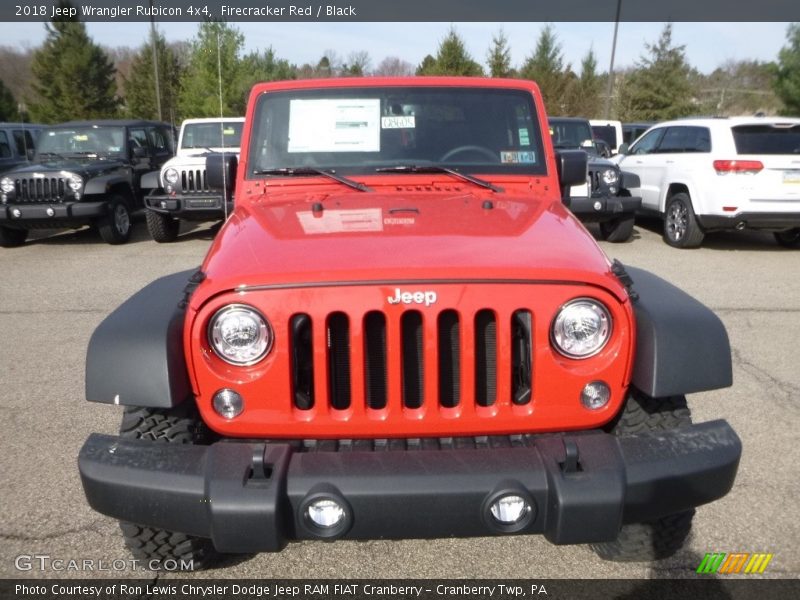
[663, 193, 704, 248]
[98, 195, 133, 245]
[774, 228, 800, 248]
[145, 210, 180, 243]
[0, 225, 28, 248]
[599, 215, 635, 243]
[118, 404, 220, 570]
[589, 392, 695, 562]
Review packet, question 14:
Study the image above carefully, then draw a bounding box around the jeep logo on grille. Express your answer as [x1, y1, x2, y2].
[387, 288, 438, 306]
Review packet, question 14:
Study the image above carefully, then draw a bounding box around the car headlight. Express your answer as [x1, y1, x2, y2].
[551, 298, 612, 358]
[601, 168, 619, 186]
[67, 174, 83, 191]
[208, 304, 273, 365]
[164, 168, 179, 185]
[0, 177, 14, 194]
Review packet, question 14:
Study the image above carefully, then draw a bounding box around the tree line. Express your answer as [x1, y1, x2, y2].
[1, 15, 798, 125]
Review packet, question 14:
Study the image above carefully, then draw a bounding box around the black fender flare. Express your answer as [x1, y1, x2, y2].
[627, 266, 732, 397]
[83, 174, 133, 197]
[85, 270, 199, 407]
[140, 170, 161, 190]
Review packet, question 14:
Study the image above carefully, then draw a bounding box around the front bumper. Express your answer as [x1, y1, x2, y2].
[145, 192, 230, 220]
[79, 420, 740, 553]
[565, 195, 642, 222]
[0, 201, 107, 223]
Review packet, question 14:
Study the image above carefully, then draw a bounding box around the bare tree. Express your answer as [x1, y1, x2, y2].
[374, 56, 415, 77]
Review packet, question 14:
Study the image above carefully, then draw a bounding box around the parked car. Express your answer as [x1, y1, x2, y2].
[0, 120, 175, 247]
[79, 77, 740, 569]
[0, 122, 44, 174]
[590, 119, 624, 154]
[622, 122, 655, 146]
[617, 116, 800, 248]
[143, 117, 244, 242]
[549, 116, 641, 242]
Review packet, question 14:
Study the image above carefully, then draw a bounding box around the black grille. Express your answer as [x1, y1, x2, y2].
[14, 177, 67, 202]
[437, 310, 460, 408]
[511, 310, 533, 405]
[290, 314, 314, 410]
[401, 311, 424, 409]
[180, 169, 209, 193]
[474, 310, 497, 407]
[364, 312, 387, 410]
[326, 313, 351, 410]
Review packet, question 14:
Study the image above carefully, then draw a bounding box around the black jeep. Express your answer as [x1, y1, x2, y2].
[0, 120, 174, 247]
[549, 117, 641, 242]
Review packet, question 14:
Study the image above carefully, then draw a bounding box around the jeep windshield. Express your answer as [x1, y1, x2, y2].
[549, 119, 595, 151]
[182, 122, 243, 150]
[36, 126, 126, 159]
[248, 86, 546, 177]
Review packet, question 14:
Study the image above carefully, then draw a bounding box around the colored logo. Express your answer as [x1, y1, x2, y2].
[696, 552, 773, 574]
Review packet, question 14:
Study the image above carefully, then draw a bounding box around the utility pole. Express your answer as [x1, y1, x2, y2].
[603, 0, 622, 119]
[149, 0, 162, 121]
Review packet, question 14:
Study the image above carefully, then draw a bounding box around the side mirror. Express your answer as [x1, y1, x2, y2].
[617, 143, 629, 155]
[555, 149, 588, 188]
[206, 153, 238, 202]
[26, 149, 35, 161]
[131, 145, 148, 159]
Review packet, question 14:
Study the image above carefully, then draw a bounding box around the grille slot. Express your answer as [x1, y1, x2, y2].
[15, 177, 67, 202]
[437, 310, 460, 408]
[401, 311, 424, 409]
[180, 168, 209, 193]
[474, 310, 497, 407]
[326, 312, 351, 410]
[290, 314, 314, 410]
[511, 310, 533, 406]
[363, 312, 387, 410]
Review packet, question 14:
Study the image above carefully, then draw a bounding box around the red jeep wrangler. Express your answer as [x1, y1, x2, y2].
[79, 78, 741, 568]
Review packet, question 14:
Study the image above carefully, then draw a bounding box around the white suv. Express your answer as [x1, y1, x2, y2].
[617, 117, 800, 248]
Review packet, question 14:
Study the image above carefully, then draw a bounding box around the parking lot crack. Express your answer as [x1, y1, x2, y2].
[0, 519, 105, 542]
[732, 348, 800, 411]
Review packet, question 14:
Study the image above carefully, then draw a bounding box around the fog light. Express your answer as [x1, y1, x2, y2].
[489, 494, 531, 524]
[46, 207, 55, 217]
[212, 388, 244, 419]
[593, 200, 602, 211]
[306, 499, 346, 528]
[12, 208, 21, 218]
[581, 381, 611, 410]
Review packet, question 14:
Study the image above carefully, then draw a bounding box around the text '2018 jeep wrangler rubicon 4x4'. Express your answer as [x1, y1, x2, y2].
[143, 117, 244, 243]
[79, 78, 741, 568]
[0, 120, 174, 247]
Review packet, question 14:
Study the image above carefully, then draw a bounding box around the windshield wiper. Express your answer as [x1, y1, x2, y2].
[257, 167, 372, 192]
[36, 152, 63, 159]
[375, 165, 503, 193]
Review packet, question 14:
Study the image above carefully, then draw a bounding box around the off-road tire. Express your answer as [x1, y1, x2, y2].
[0, 225, 27, 248]
[118, 404, 220, 570]
[599, 215, 635, 243]
[774, 228, 800, 248]
[145, 210, 180, 243]
[98, 194, 133, 245]
[663, 193, 705, 249]
[589, 392, 695, 562]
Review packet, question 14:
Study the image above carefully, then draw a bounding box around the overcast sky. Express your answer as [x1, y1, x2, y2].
[3, 22, 793, 74]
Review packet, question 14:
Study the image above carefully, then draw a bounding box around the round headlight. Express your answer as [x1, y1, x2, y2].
[601, 168, 619, 185]
[164, 168, 179, 185]
[67, 174, 83, 191]
[208, 304, 273, 365]
[0, 177, 14, 194]
[551, 299, 612, 358]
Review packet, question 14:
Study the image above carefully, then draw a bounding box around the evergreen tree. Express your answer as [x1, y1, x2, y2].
[123, 33, 183, 121]
[774, 23, 800, 116]
[573, 48, 602, 117]
[28, 0, 119, 122]
[487, 29, 513, 78]
[617, 24, 695, 121]
[0, 79, 19, 121]
[179, 21, 247, 117]
[520, 25, 572, 113]
[416, 28, 483, 76]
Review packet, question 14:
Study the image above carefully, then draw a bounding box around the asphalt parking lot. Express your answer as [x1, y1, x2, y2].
[0, 216, 798, 581]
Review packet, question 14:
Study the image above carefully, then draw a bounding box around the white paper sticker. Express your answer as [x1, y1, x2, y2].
[297, 208, 384, 234]
[381, 116, 416, 129]
[288, 99, 380, 153]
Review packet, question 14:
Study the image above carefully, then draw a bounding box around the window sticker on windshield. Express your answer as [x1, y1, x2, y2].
[381, 116, 415, 129]
[74, 135, 89, 141]
[501, 151, 536, 164]
[519, 128, 530, 146]
[223, 128, 235, 135]
[288, 99, 380, 153]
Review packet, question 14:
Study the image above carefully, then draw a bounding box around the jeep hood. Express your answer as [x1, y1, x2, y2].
[199, 189, 624, 301]
[9, 158, 126, 179]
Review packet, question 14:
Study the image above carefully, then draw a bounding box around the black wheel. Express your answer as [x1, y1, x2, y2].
[98, 195, 133, 245]
[590, 392, 695, 562]
[145, 210, 180, 243]
[0, 225, 28, 248]
[663, 193, 704, 248]
[118, 404, 220, 570]
[774, 228, 800, 248]
[599, 215, 635, 243]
